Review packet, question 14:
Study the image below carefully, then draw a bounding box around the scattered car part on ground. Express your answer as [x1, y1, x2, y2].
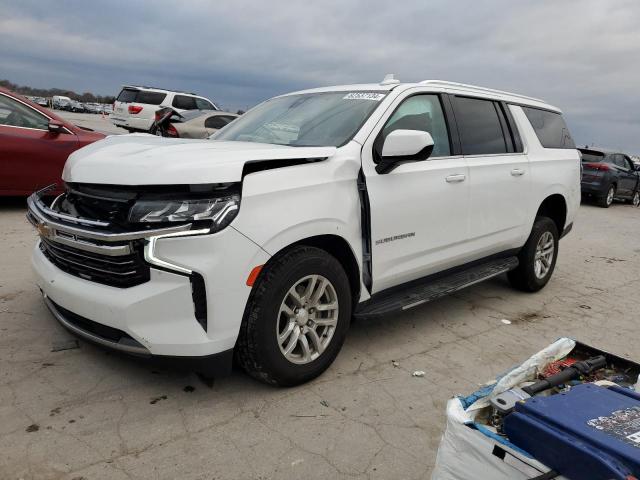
[27, 76, 580, 386]
[580, 147, 640, 208]
[111, 85, 218, 133]
[150, 107, 238, 138]
[433, 338, 640, 480]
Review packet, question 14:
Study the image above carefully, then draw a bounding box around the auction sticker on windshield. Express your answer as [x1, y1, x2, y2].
[343, 92, 385, 101]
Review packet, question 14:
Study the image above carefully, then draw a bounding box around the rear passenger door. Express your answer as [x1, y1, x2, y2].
[614, 155, 637, 195]
[451, 96, 530, 256]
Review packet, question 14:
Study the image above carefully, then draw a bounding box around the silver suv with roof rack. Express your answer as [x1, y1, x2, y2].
[111, 85, 218, 132]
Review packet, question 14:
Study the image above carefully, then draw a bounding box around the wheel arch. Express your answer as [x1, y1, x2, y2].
[536, 194, 567, 234]
[267, 234, 362, 308]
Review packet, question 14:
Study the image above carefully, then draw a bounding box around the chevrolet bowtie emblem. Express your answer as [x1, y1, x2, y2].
[37, 223, 53, 238]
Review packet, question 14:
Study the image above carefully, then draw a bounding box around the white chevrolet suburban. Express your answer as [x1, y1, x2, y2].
[28, 77, 580, 386]
[111, 85, 218, 133]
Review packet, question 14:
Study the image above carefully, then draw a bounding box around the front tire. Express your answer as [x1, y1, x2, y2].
[508, 217, 559, 292]
[236, 246, 352, 386]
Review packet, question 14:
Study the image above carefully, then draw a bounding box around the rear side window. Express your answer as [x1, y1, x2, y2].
[136, 91, 166, 105]
[522, 107, 575, 149]
[173, 95, 197, 110]
[204, 115, 235, 129]
[116, 89, 166, 105]
[453, 97, 508, 155]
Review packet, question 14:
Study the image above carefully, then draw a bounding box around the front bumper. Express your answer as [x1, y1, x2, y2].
[28, 188, 269, 363]
[43, 293, 234, 376]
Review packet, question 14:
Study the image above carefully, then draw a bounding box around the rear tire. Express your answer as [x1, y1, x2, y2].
[631, 191, 640, 207]
[508, 217, 559, 292]
[236, 246, 352, 387]
[598, 185, 615, 208]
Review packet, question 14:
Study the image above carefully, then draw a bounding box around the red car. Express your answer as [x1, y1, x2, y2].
[0, 88, 105, 195]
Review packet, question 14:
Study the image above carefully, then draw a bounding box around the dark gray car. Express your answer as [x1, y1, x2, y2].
[580, 147, 640, 208]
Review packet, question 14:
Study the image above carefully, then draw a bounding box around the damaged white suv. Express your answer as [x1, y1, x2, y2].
[28, 77, 580, 386]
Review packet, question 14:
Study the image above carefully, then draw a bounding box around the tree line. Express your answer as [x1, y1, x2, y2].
[1, 79, 116, 104]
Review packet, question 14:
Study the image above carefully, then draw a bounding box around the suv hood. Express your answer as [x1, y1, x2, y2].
[63, 134, 337, 185]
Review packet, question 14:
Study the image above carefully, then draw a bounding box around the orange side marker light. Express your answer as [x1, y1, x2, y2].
[246, 265, 264, 287]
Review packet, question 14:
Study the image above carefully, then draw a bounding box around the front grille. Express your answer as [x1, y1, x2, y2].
[40, 237, 150, 288]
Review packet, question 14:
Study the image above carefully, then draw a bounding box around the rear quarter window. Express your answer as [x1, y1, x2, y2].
[522, 107, 576, 149]
[136, 91, 166, 105]
[172, 95, 197, 110]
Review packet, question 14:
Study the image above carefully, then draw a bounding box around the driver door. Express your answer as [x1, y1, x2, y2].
[361, 91, 470, 293]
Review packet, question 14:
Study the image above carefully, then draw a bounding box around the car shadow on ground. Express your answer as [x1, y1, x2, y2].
[0, 196, 27, 211]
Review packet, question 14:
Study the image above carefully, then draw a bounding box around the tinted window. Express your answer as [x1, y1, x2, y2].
[172, 95, 197, 110]
[136, 91, 166, 105]
[454, 97, 508, 155]
[522, 107, 576, 149]
[117, 88, 138, 103]
[579, 149, 604, 162]
[0, 94, 49, 130]
[205, 115, 234, 129]
[381, 95, 451, 157]
[195, 98, 215, 110]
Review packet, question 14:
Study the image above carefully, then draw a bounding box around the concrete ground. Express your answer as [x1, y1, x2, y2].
[56, 111, 128, 136]
[1, 200, 639, 480]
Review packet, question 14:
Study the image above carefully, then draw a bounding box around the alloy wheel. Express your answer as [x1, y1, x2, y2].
[534, 231, 554, 279]
[276, 275, 339, 365]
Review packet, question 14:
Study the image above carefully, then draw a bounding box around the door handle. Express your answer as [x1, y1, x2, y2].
[511, 168, 525, 177]
[445, 174, 466, 183]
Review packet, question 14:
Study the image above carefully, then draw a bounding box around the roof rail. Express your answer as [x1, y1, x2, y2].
[122, 85, 197, 95]
[419, 80, 546, 104]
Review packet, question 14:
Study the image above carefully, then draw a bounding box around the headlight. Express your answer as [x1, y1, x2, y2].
[128, 194, 240, 231]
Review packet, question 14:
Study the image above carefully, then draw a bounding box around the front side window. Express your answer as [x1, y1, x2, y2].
[0, 94, 49, 130]
[454, 97, 508, 155]
[213, 91, 386, 147]
[380, 95, 451, 157]
[522, 107, 576, 149]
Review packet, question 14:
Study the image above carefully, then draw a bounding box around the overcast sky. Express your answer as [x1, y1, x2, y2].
[2, 0, 639, 152]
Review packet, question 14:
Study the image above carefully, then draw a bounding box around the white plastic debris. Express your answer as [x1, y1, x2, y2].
[412, 370, 426, 377]
[501, 319, 512, 325]
[392, 360, 400, 368]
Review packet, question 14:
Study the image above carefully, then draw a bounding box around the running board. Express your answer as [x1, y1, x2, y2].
[354, 257, 519, 319]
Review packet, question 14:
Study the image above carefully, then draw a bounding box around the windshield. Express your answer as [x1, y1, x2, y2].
[212, 91, 386, 147]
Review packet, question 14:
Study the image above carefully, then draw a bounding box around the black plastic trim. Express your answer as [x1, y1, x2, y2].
[442, 94, 462, 156]
[560, 222, 573, 239]
[357, 169, 373, 294]
[357, 249, 520, 310]
[500, 101, 524, 153]
[242, 157, 327, 178]
[191, 272, 208, 331]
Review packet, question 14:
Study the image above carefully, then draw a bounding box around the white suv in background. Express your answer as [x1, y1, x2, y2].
[28, 76, 580, 386]
[111, 85, 219, 132]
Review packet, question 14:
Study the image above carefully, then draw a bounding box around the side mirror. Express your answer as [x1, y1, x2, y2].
[376, 130, 434, 174]
[634, 164, 640, 172]
[48, 120, 66, 134]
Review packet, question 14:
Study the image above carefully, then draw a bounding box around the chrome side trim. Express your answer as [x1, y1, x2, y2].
[43, 294, 150, 355]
